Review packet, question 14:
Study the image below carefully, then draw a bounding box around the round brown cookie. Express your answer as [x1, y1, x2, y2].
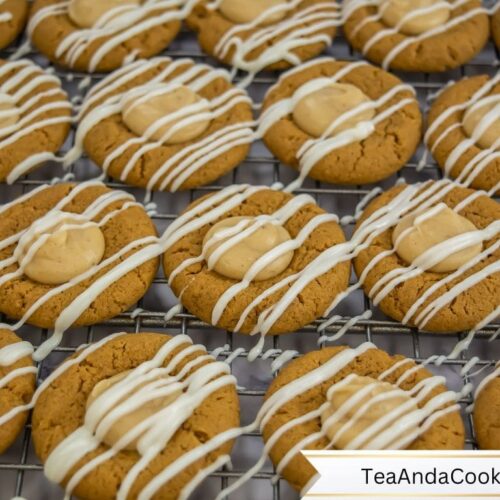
[426, 74, 500, 193]
[29, 0, 183, 72]
[0, 182, 159, 329]
[162, 187, 350, 335]
[473, 373, 500, 450]
[79, 58, 253, 192]
[186, 0, 338, 74]
[263, 345, 465, 492]
[492, 7, 500, 49]
[343, 0, 489, 72]
[0, 329, 35, 454]
[0, 58, 71, 184]
[0, 0, 28, 49]
[353, 181, 500, 333]
[260, 58, 421, 185]
[32, 332, 240, 500]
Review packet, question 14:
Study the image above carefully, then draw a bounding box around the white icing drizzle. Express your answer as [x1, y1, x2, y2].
[25, 0, 200, 72]
[34, 336, 474, 498]
[257, 59, 417, 192]
[425, 73, 500, 191]
[207, 0, 341, 86]
[0, 365, 37, 390]
[163, 303, 183, 323]
[340, 186, 383, 225]
[0, 333, 128, 429]
[130, 307, 144, 319]
[223, 347, 245, 365]
[0, 59, 72, 183]
[0, 0, 12, 23]
[0, 340, 33, 366]
[269, 349, 298, 373]
[213, 342, 464, 499]
[0, 181, 162, 361]
[0, 338, 36, 427]
[474, 362, 500, 400]
[342, 0, 488, 70]
[318, 310, 373, 343]
[165, 179, 499, 361]
[41, 334, 237, 500]
[67, 57, 254, 195]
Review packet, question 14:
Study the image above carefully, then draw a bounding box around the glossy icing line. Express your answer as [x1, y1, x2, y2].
[0, 59, 72, 184]
[41, 334, 237, 500]
[258, 59, 416, 192]
[67, 57, 254, 195]
[342, 0, 487, 70]
[166, 179, 498, 360]
[0, 181, 161, 361]
[426, 73, 500, 190]
[24, 0, 200, 72]
[208, 0, 340, 85]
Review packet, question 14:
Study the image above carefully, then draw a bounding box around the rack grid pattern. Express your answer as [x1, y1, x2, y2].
[0, 8, 499, 500]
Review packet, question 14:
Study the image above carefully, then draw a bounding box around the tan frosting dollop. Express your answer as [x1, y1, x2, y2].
[393, 204, 482, 273]
[0, 93, 20, 139]
[292, 83, 375, 138]
[321, 375, 418, 449]
[86, 370, 182, 450]
[203, 216, 294, 281]
[122, 85, 211, 145]
[68, 0, 141, 29]
[219, 0, 288, 25]
[462, 98, 500, 149]
[17, 214, 105, 285]
[380, 0, 451, 36]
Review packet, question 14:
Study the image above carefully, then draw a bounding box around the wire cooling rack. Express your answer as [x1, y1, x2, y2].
[0, 7, 500, 499]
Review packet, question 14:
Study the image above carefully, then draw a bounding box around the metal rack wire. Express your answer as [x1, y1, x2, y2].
[0, 9, 499, 500]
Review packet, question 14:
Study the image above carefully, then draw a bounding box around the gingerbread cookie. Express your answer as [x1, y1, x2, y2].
[0, 182, 159, 360]
[260, 58, 421, 188]
[473, 364, 500, 450]
[353, 180, 500, 333]
[186, 0, 339, 82]
[0, 0, 28, 49]
[0, 58, 71, 184]
[343, 0, 490, 72]
[74, 58, 254, 193]
[492, 4, 500, 49]
[162, 184, 350, 337]
[32, 332, 240, 499]
[426, 74, 500, 193]
[28, 0, 190, 72]
[0, 329, 35, 454]
[263, 343, 465, 492]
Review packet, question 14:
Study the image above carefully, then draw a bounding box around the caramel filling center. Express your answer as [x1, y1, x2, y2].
[203, 216, 294, 281]
[219, 0, 288, 25]
[462, 98, 500, 150]
[86, 370, 182, 450]
[292, 82, 375, 138]
[68, 0, 141, 29]
[380, 0, 451, 36]
[16, 213, 106, 285]
[392, 205, 483, 273]
[321, 375, 418, 449]
[122, 85, 211, 145]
